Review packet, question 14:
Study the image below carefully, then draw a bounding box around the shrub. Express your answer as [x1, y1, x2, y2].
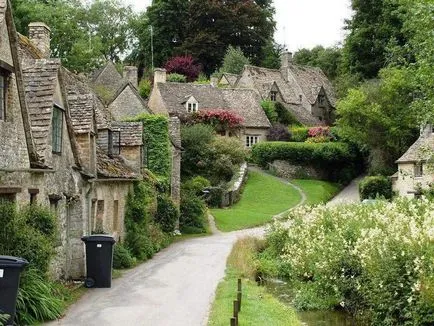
[290, 127, 309, 142]
[21, 204, 57, 239]
[275, 102, 300, 125]
[359, 176, 393, 200]
[219, 45, 251, 75]
[180, 195, 207, 234]
[113, 243, 135, 269]
[167, 73, 187, 83]
[147, 223, 171, 252]
[154, 194, 179, 233]
[267, 123, 291, 141]
[164, 55, 201, 81]
[261, 100, 278, 123]
[212, 136, 246, 165]
[182, 176, 212, 196]
[194, 109, 244, 131]
[138, 78, 152, 98]
[207, 186, 225, 208]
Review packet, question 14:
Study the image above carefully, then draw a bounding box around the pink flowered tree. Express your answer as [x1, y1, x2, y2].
[194, 109, 244, 133]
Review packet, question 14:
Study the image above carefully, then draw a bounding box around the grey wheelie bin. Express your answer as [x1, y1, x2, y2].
[81, 235, 116, 288]
[0, 256, 28, 325]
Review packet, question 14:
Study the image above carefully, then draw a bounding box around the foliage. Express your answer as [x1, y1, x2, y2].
[15, 269, 65, 325]
[167, 73, 187, 83]
[336, 67, 419, 173]
[293, 46, 342, 80]
[182, 176, 212, 196]
[129, 0, 276, 75]
[211, 171, 301, 231]
[251, 141, 360, 183]
[155, 194, 179, 233]
[306, 126, 335, 143]
[290, 127, 309, 142]
[138, 78, 152, 99]
[194, 109, 244, 131]
[194, 72, 210, 84]
[180, 194, 207, 234]
[218, 46, 251, 75]
[164, 55, 201, 82]
[260, 41, 285, 69]
[290, 180, 342, 205]
[212, 136, 247, 166]
[128, 114, 171, 178]
[359, 175, 393, 200]
[267, 124, 291, 142]
[262, 198, 434, 324]
[261, 100, 278, 124]
[113, 243, 135, 269]
[274, 102, 300, 126]
[11, 0, 135, 73]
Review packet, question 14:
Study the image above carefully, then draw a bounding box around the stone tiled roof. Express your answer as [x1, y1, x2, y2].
[157, 83, 270, 128]
[22, 59, 61, 160]
[96, 146, 138, 179]
[0, 0, 6, 25]
[17, 33, 43, 60]
[222, 73, 239, 86]
[396, 134, 434, 163]
[111, 121, 143, 146]
[68, 94, 95, 134]
[91, 61, 125, 104]
[241, 65, 299, 104]
[287, 103, 323, 126]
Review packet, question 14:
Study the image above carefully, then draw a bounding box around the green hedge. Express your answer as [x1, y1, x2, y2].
[290, 127, 309, 142]
[251, 141, 361, 183]
[127, 114, 171, 178]
[359, 176, 393, 200]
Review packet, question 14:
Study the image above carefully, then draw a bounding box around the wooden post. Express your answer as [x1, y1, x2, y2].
[230, 317, 236, 326]
[233, 300, 239, 325]
[237, 291, 242, 312]
[238, 278, 242, 292]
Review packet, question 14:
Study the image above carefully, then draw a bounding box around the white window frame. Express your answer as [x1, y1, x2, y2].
[245, 135, 259, 148]
[270, 91, 277, 102]
[186, 98, 198, 113]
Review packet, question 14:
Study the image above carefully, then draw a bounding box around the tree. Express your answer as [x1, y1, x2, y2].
[260, 41, 285, 69]
[164, 55, 202, 82]
[293, 46, 343, 80]
[219, 46, 251, 75]
[130, 0, 276, 75]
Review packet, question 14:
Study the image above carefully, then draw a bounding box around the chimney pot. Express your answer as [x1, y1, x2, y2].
[154, 68, 166, 86]
[123, 66, 138, 89]
[28, 22, 51, 58]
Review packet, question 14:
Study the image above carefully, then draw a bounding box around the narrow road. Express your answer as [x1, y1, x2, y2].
[47, 168, 304, 326]
[327, 176, 362, 206]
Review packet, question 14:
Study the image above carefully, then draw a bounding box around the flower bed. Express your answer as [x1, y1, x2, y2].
[261, 198, 434, 325]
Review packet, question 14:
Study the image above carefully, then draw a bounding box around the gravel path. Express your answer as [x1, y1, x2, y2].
[327, 176, 363, 206]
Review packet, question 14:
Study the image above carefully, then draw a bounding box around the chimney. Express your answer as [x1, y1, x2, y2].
[280, 51, 292, 81]
[154, 68, 166, 86]
[28, 22, 51, 58]
[123, 66, 138, 89]
[210, 76, 218, 87]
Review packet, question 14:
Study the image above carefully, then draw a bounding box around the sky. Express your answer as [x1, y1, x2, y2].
[125, 0, 353, 52]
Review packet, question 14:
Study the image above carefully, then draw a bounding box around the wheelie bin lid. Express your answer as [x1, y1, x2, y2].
[81, 234, 116, 243]
[0, 255, 29, 268]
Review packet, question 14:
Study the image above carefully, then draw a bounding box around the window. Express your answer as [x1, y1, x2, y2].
[270, 91, 277, 102]
[414, 163, 423, 178]
[52, 106, 63, 153]
[29, 189, 39, 205]
[0, 70, 7, 120]
[113, 200, 119, 231]
[108, 129, 121, 156]
[187, 102, 198, 113]
[318, 94, 326, 107]
[245, 135, 259, 148]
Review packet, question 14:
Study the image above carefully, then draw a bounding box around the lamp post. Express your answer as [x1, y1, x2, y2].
[149, 25, 154, 69]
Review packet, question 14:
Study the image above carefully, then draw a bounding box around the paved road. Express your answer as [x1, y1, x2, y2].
[327, 176, 363, 206]
[46, 228, 264, 326]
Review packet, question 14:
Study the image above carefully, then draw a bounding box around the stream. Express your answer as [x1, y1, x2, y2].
[263, 279, 357, 326]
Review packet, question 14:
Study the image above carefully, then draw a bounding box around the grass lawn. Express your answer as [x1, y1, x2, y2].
[292, 179, 341, 205]
[211, 171, 301, 231]
[208, 269, 300, 326]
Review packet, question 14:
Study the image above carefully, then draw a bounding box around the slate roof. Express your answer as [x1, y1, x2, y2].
[68, 94, 95, 134]
[96, 146, 138, 179]
[157, 83, 270, 128]
[111, 121, 143, 146]
[396, 134, 434, 163]
[22, 59, 62, 160]
[91, 61, 125, 104]
[221, 73, 239, 87]
[0, 0, 6, 25]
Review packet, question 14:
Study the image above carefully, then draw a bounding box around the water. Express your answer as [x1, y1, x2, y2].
[262, 278, 357, 326]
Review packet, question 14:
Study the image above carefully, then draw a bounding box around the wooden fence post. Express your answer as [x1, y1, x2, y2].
[230, 317, 236, 326]
[237, 291, 242, 312]
[233, 300, 239, 326]
[238, 278, 242, 292]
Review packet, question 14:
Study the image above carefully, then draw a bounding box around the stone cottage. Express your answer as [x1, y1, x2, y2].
[148, 69, 271, 148]
[392, 125, 434, 197]
[230, 52, 336, 126]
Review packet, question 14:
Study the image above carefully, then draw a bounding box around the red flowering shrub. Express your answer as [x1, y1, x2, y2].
[164, 55, 202, 82]
[307, 126, 335, 142]
[195, 109, 244, 131]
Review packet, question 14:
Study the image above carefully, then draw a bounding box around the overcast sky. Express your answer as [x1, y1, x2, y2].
[125, 0, 353, 52]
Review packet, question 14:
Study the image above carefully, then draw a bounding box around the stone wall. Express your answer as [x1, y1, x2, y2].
[169, 117, 181, 217]
[109, 85, 149, 120]
[269, 160, 325, 180]
[221, 163, 248, 207]
[393, 162, 431, 198]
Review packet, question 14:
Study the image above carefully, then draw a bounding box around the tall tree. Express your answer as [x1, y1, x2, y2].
[293, 46, 342, 80]
[219, 46, 251, 75]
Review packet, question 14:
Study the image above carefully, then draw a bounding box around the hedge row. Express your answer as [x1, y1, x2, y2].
[359, 176, 393, 200]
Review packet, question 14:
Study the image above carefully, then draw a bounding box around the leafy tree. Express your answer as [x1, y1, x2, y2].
[219, 46, 251, 75]
[164, 55, 201, 81]
[167, 73, 187, 83]
[260, 41, 285, 69]
[293, 46, 343, 80]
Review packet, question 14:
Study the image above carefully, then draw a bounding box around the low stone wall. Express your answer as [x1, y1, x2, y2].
[269, 160, 325, 180]
[221, 163, 248, 207]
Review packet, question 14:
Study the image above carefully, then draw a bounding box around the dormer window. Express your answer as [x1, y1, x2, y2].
[318, 94, 326, 107]
[270, 91, 277, 102]
[52, 106, 63, 154]
[108, 129, 121, 156]
[0, 69, 8, 120]
[186, 96, 199, 113]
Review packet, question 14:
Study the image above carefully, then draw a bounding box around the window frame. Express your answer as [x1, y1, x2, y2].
[245, 135, 259, 148]
[270, 91, 277, 102]
[52, 105, 63, 154]
[186, 100, 198, 113]
[414, 163, 423, 178]
[0, 67, 10, 121]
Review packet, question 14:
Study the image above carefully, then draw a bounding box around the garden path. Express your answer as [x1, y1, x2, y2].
[327, 176, 363, 206]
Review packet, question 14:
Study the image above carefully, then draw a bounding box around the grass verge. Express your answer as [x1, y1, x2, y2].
[208, 237, 300, 326]
[291, 179, 341, 205]
[211, 171, 301, 231]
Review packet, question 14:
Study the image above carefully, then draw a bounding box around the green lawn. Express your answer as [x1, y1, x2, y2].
[292, 179, 341, 205]
[211, 171, 302, 231]
[208, 269, 300, 326]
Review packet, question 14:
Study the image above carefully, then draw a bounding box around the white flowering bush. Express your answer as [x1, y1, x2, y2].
[262, 198, 434, 324]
